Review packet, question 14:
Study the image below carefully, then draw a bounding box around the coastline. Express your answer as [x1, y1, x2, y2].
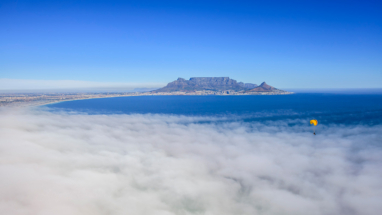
[1, 91, 295, 108]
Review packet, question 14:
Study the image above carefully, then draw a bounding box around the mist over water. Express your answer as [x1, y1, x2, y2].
[46, 94, 382, 126]
[1, 94, 382, 215]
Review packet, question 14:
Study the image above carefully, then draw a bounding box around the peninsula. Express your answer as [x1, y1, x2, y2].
[0, 77, 292, 107]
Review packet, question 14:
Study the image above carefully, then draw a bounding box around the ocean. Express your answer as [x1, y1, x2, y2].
[45, 93, 382, 126]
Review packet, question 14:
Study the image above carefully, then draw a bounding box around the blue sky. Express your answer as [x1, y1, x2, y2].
[1, 0, 381, 89]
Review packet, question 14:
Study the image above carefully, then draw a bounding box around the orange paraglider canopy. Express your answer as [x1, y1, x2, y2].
[310, 119, 318, 126]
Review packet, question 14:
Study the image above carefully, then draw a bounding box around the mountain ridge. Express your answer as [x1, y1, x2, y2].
[154, 77, 258, 92]
[246, 82, 277, 92]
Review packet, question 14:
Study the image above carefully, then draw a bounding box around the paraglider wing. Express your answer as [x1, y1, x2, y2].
[310, 119, 318, 126]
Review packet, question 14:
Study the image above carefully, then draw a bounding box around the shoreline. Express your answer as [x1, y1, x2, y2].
[1, 92, 295, 108]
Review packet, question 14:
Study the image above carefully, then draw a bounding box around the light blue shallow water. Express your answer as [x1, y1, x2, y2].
[44, 93, 382, 126]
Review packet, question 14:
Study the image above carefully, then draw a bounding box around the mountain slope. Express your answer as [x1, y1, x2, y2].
[154, 77, 257, 92]
[246, 82, 283, 92]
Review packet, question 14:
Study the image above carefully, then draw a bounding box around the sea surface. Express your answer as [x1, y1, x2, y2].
[44, 93, 382, 126]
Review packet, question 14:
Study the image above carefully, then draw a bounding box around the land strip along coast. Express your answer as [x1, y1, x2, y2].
[0, 77, 293, 107]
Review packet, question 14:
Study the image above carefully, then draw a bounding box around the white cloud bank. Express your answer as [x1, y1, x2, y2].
[0, 110, 381, 215]
[0, 79, 164, 91]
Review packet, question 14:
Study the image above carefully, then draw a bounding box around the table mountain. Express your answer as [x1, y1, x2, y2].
[154, 77, 257, 92]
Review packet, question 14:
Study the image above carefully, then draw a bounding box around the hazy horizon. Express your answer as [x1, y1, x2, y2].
[1, 78, 382, 94]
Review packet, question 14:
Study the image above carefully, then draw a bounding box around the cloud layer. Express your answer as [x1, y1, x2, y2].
[0, 110, 381, 215]
[0, 79, 164, 91]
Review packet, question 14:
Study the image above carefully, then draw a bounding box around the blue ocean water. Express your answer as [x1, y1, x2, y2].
[44, 94, 382, 126]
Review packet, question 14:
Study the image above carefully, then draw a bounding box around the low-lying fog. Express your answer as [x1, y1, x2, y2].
[0, 109, 381, 215]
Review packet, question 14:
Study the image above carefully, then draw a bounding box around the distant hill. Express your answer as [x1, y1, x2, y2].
[132, 87, 159, 92]
[154, 77, 257, 92]
[246, 82, 277, 92]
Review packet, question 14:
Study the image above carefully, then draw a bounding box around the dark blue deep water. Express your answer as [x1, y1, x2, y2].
[45, 94, 382, 126]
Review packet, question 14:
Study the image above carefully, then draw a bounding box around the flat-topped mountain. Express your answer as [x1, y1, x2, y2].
[152, 77, 291, 95]
[154, 77, 257, 92]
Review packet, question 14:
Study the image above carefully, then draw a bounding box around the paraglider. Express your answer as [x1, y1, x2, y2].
[310, 119, 318, 135]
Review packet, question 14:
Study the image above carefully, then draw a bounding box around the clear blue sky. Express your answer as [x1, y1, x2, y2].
[1, 0, 381, 88]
